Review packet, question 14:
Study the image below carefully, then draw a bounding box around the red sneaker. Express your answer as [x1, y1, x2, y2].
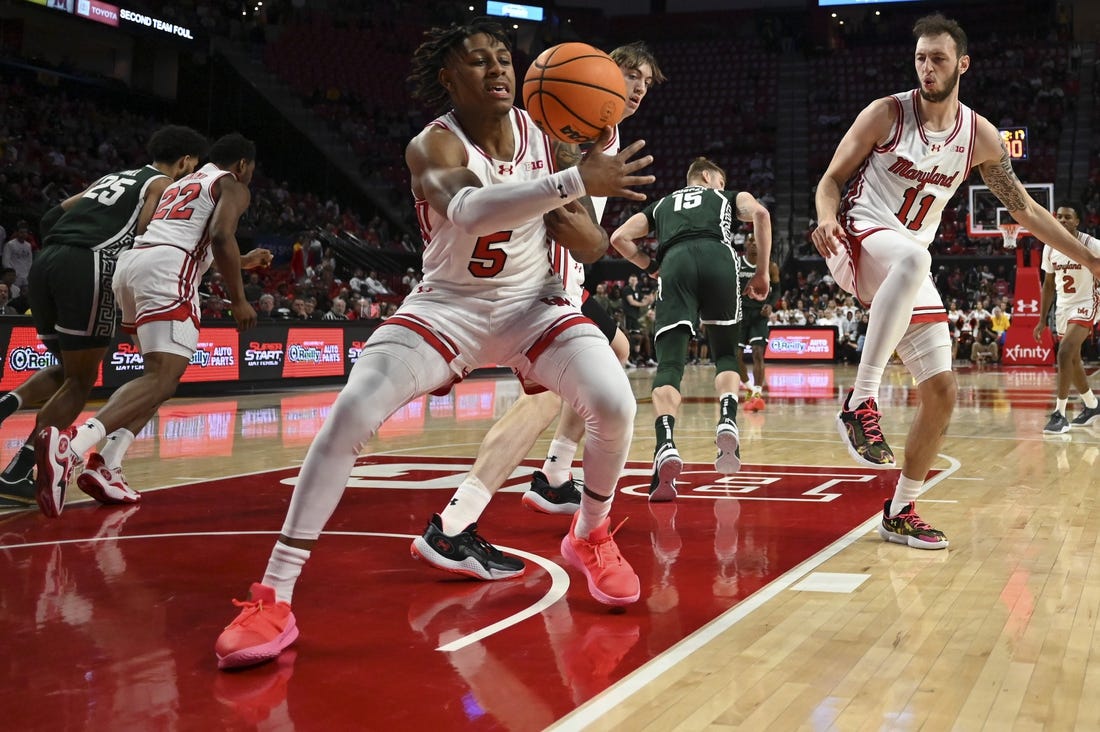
[34, 426, 82, 518]
[560, 513, 640, 606]
[215, 583, 299, 670]
[77, 453, 140, 505]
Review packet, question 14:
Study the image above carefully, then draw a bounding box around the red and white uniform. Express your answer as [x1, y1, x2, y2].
[828, 90, 977, 323]
[1042, 230, 1100, 335]
[389, 108, 597, 387]
[551, 125, 620, 303]
[114, 163, 234, 331]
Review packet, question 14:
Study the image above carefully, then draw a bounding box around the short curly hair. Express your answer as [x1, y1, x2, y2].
[408, 17, 511, 114]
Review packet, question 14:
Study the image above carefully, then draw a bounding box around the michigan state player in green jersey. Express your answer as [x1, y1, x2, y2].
[736, 231, 780, 411]
[0, 125, 207, 507]
[611, 156, 772, 501]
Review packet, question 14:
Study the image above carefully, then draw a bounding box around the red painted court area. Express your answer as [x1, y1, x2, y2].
[1, 455, 912, 730]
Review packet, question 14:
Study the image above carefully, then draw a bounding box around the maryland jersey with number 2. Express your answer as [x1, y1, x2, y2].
[136, 162, 233, 272]
[413, 108, 560, 299]
[841, 89, 975, 246]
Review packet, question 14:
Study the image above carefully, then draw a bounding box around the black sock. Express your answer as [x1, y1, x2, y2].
[1, 445, 34, 480]
[720, 395, 738, 423]
[0, 393, 20, 424]
[654, 415, 676, 449]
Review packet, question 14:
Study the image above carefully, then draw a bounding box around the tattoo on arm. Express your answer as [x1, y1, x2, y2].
[979, 143, 1028, 211]
[554, 142, 582, 169]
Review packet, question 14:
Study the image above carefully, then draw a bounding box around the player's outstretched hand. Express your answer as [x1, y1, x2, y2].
[241, 248, 274, 270]
[577, 126, 655, 201]
[811, 220, 848, 258]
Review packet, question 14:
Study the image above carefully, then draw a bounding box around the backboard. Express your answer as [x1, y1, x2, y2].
[967, 182, 1053, 237]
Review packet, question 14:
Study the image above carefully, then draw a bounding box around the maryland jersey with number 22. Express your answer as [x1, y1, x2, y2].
[841, 89, 976, 246]
[136, 162, 234, 273]
[413, 108, 561, 300]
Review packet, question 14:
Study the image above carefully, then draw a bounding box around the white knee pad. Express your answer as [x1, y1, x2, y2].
[897, 321, 952, 384]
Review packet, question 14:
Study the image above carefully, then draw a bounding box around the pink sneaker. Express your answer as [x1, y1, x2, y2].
[34, 426, 82, 518]
[215, 583, 299, 670]
[560, 513, 640, 606]
[77, 453, 140, 505]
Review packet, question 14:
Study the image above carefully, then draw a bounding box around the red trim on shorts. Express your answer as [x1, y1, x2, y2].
[525, 313, 595, 364]
[515, 368, 549, 395]
[133, 302, 199, 329]
[377, 314, 460, 365]
[1068, 318, 1094, 331]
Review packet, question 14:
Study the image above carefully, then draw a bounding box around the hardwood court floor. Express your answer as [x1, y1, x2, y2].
[1, 362, 1096, 731]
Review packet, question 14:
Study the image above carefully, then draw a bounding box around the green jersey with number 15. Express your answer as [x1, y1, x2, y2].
[642, 185, 739, 262]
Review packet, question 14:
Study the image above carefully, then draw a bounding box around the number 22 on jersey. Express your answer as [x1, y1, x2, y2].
[152, 182, 202, 221]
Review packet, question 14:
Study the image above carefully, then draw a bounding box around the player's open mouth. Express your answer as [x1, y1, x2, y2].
[488, 84, 509, 97]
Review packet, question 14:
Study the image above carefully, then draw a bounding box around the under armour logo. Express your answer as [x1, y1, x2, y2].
[498, 164, 514, 175]
[1016, 298, 1039, 313]
[930, 143, 942, 152]
[545, 455, 558, 462]
[449, 498, 459, 506]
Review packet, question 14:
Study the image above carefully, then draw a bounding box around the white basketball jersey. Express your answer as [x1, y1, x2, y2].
[413, 108, 561, 300]
[841, 90, 976, 246]
[551, 125, 620, 301]
[136, 162, 234, 273]
[1041, 231, 1100, 313]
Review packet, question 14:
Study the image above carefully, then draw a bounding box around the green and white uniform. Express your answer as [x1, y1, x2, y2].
[29, 165, 168, 350]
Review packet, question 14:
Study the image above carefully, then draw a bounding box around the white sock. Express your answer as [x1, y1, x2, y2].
[889, 474, 923, 517]
[99, 429, 135, 470]
[439, 475, 493, 534]
[262, 542, 311, 605]
[1083, 390, 1098, 409]
[574, 493, 612, 540]
[851, 365, 885, 407]
[69, 418, 107, 456]
[1056, 398, 1068, 416]
[542, 437, 578, 486]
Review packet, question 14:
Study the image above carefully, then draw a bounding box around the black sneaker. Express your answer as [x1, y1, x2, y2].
[0, 464, 36, 509]
[521, 471, 581, 515]
[836, 389, 896, 468]
[1071, 404, 1100, 428]
[410, 514, 525, 581]
[1043, 411, 1071, 434]
[649, 443, 681, 503]
[715, 419, 741, 475]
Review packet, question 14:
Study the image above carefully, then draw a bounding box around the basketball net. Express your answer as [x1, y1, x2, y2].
[998, 222, 1021, 250]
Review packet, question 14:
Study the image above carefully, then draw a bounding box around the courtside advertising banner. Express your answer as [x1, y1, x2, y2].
[181, 328, 240, 383]
[283, 328, 344, 378]
[764, 327, 837, 361]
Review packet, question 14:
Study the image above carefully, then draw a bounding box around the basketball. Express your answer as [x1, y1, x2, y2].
[522, 42, 627, 144]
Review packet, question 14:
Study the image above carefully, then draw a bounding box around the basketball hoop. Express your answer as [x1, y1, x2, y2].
[998, 222, 1021, 250]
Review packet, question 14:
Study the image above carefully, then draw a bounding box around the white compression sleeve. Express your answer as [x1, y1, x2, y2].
[446, 167, 585, 236]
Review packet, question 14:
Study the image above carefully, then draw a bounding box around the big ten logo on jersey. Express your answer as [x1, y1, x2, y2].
[498, 160, 545, 176]
[111, 342, 145, 371]
[245, 341, 284, 368]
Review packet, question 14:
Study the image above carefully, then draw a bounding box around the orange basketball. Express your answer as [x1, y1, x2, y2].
[522, 42, 627, 144]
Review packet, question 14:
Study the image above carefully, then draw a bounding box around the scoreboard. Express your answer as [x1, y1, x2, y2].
[999, 126, 1029, 161]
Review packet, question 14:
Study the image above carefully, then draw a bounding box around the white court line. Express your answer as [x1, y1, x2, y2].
[546, 453, 961, 732]
[0, 528, 564, 653]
